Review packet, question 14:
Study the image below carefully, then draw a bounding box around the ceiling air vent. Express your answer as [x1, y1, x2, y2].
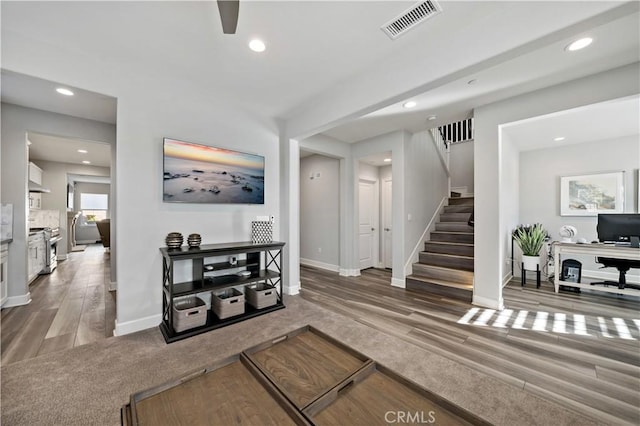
[381, 0, 442, 40]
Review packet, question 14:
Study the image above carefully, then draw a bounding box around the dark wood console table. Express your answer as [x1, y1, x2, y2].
[159, 241, 285, 343]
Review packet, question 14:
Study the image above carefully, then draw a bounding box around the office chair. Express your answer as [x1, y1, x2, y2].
[592, 256, 640, 290]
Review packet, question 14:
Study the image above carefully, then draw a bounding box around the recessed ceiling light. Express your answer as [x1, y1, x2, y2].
[56, 88, 74, 96]
[467, 79, 477, 85]
[249, 39, 266, 52]
[565, 37, 593, 52]
[82, 160, 91, 164]
[554, 136, 566, 141]
[77, 149, 88, 154]
[427, 115, 437, 121]
[403, 101, 417, 109]
[383, 158, 392, 162]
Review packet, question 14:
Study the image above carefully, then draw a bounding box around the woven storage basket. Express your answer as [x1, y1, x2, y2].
[172, 296, 207, 333]
[212, 288, 245, 319]
[246, 283, 277, 309]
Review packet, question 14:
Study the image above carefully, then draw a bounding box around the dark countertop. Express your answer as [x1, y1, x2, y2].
[1, 238, 12, 245]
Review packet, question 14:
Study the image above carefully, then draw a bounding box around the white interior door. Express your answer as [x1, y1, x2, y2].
[359, 180, 377, 270]
[382, 178, 393, 269]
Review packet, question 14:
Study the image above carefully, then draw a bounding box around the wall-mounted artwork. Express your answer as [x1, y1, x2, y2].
[163, 138, 264, 204]
[560, 171, 624, 216]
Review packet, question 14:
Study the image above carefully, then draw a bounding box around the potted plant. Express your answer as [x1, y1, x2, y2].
[513, 223, 548, 271]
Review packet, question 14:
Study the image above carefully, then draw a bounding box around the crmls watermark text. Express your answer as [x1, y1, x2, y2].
[384, 411, 436, 424]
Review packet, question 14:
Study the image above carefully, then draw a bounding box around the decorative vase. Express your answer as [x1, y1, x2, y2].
[522, 255, 540, 271]
[165, 232, 183, 249]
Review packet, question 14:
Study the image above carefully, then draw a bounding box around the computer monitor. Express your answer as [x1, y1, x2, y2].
[597, 214, 640, 243]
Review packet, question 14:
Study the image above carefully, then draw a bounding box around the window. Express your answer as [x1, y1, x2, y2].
[80, 193, 108, 223]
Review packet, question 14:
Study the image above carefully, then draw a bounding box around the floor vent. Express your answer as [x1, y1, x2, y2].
[381, 0, 442, 40]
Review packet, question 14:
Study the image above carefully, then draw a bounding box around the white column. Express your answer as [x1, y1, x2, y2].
[280, 135, 300, 295]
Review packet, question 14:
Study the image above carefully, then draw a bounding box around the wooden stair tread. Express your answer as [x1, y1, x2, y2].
[425, 241, 474, 247]
[432, 231, 474, 235]
[406, 275, 473, 291]
[419, 252, 474, 260]
[411, 264, 474, 275]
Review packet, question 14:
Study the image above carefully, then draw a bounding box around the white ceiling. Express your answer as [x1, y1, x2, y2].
[1, 1, 638, 151]
[1, 70, 116, 124]
[503, 95, 640, 152]
[323, 10, 640, 143]
[28, 132, 111, 168]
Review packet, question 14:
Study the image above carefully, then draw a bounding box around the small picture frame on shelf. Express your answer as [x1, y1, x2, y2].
[229, 256, 237, 266]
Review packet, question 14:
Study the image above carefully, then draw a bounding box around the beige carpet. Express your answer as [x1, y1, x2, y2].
[1, 296, 598, 426]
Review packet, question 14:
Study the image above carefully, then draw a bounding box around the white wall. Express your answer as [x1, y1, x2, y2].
[3, 34, 281, 334]
[300, 134, 353, 276]
[450, 141, 474, 193]
[299, 154, 340, 270]
[0, 103, 115, 307]
[500, 133, 520, 285]
[518, 135, 639, 282]
[404, 130, 449, 273]
[35, 160, 110, 256]
[473, 63, 640, 309]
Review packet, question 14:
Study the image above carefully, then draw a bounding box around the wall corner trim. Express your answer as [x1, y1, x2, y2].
[284, 281, 301, 296]
[473, 294, 504, 310]
[391, 277, 406, 288]
[114, 313, 162, 336]
[339, 268, 360, 277]
[2, 293, 32, 308]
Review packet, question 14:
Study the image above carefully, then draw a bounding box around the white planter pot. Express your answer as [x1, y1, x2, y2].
[522, 255, 540, 271]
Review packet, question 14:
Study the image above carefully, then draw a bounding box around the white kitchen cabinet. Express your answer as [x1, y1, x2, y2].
[29, 192, 42, 210]
[1, 244, 8, 307]
[27, 232, 45, 283]
[28, 162, 43, 185]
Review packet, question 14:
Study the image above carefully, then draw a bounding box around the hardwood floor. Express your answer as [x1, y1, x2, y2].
[300, 266, 640, 425]
[1, 244, 115, 366]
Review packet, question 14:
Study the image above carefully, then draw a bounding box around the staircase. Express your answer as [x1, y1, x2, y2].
[406, 196, 474, 302]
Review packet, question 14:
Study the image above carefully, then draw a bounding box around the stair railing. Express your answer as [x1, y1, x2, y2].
[428, 127, 450, 178]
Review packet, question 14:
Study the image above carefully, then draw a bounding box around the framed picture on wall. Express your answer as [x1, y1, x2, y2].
[560, 171, 624, 216]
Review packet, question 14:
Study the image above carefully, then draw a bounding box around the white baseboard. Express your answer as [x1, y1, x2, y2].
[502, 273, 513, 288]
[114, 313, 162, 336]
[282, 281, 302, 296]
[391, 277, 406, 288]
[57, 254, 68, 261]
[473, 294, 504, 310]
[2, 293, 31, 308]
[339, 268, 360, 277]
[109, 281, 117, 291]
[300, 258, 339, 273]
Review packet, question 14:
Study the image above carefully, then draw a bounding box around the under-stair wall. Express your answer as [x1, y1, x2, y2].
[402, 130, 449, 280]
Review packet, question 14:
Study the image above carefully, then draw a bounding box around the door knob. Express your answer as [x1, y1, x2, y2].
[371, 228, 375, 231]
[385, 228, 390, 231]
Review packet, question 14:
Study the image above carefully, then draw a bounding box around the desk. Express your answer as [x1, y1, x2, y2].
[553, 242, 640, 296]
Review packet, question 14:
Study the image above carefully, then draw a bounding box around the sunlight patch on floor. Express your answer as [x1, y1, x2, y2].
[457, 308, 639, 340]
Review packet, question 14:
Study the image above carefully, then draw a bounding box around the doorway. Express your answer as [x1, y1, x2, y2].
[382, 176, 393, 269]
[358, 179, 378, 270]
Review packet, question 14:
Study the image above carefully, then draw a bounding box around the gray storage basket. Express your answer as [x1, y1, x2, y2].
[212, 288, 245, 319]
[246, 283, 277, 309]
[172, 296, 207, 333]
